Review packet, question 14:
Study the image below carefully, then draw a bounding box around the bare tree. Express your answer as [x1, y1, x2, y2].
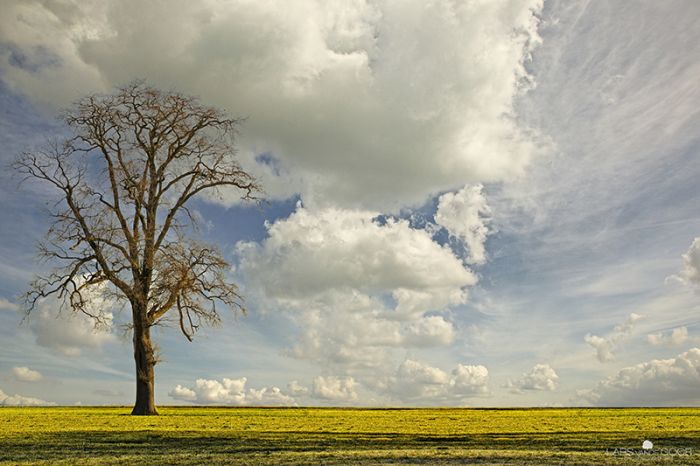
[14, 82, 261, 415]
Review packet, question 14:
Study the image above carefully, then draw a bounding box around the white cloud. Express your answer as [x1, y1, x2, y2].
[29, 297, 114, 357]
[678, 238, 700, 287]
[435, 184, 492, 265]
[577, 348, 700, 406]
[614, 313, 644, 334]
[239, 206, 475, 306]
[584, 313, 643, 362]
[403, 316, 456, 347]
[0, 0, 544, 210]
[583, 334, 613, 363]
[238, 205, 475, 368]
[287, 380, 309, 396]
[647, 326, 689, 347]
[169, 377, 296, 406]
[452, 364, 490, 396]
[0, 1, 106, 109]
[389, 359, 450, 400]
[246, 387, 297, 406]
[506, 364, 558, 393]
[376, 359, 489, 402]
[0, 297, 19, 311]
[312, 376, 357, 401]
[646, 333, 662, 346]
[0, 388, 54, 406]
[169, 385, 197, 402]
[12, 366, 42, 382]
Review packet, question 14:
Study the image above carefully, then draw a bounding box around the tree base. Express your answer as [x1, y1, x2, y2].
[131, 406, 159, 416]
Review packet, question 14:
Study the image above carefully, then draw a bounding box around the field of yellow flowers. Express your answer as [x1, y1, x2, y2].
[1, 407, 699, 464]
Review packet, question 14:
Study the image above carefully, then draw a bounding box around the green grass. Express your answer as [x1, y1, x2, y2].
[1, 407, 699, 464]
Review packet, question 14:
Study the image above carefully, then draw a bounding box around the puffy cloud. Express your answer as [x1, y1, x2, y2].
[645, 333, 662, 346]
[678, 238, 700, 286]
[170, 378, 246, 404]
[239, 206, 475, 305]
[584, 313, 643, 362]
[0, 297, 19, 311]
[0, 0, 544, 210]
[452, 364, 490, 395]
[403, 316, 456, 347]
[287, 380, 309, 396]
[647, 327, 690, 346]
[376, 359, 489, 402]
[0, 388, 54, 406]
[506, 364, 558, 393]
[12, 366, 42, 382]
[312, 376, 358, 401]
[238, 206, 475, 368]
[583, 334, 613, 363]
[435, 185, 492, 265]
[390, 359, 450, 399]
[577, 348, 700, 406]
[169, 385, 197, 402]
[169, 377, 296, 406]
[246, 387, 297, 406]
[282, 292, 462, 368]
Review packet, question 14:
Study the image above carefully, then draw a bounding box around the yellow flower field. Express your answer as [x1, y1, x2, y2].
[1, 407, 699, 464]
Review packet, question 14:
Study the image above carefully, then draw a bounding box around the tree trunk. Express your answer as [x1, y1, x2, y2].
[131, 304, 158, 415]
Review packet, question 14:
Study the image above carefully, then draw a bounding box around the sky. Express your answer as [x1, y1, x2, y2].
[0, 0, 699, 407]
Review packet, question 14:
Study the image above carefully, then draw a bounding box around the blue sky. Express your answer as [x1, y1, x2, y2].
[1, 0, 699, 407]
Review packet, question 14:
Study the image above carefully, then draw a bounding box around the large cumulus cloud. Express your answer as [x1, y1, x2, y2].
[0, 0, 543, 210]
[237, 205, 477, 369]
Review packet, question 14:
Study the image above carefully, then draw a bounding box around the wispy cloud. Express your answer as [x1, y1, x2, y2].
[584, 313, 644, 362]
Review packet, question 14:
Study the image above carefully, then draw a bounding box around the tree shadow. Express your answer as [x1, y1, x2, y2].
[2, 429, 699, 465]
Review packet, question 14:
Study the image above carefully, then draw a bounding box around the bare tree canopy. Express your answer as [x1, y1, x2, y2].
[14, 82, 262, 415]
